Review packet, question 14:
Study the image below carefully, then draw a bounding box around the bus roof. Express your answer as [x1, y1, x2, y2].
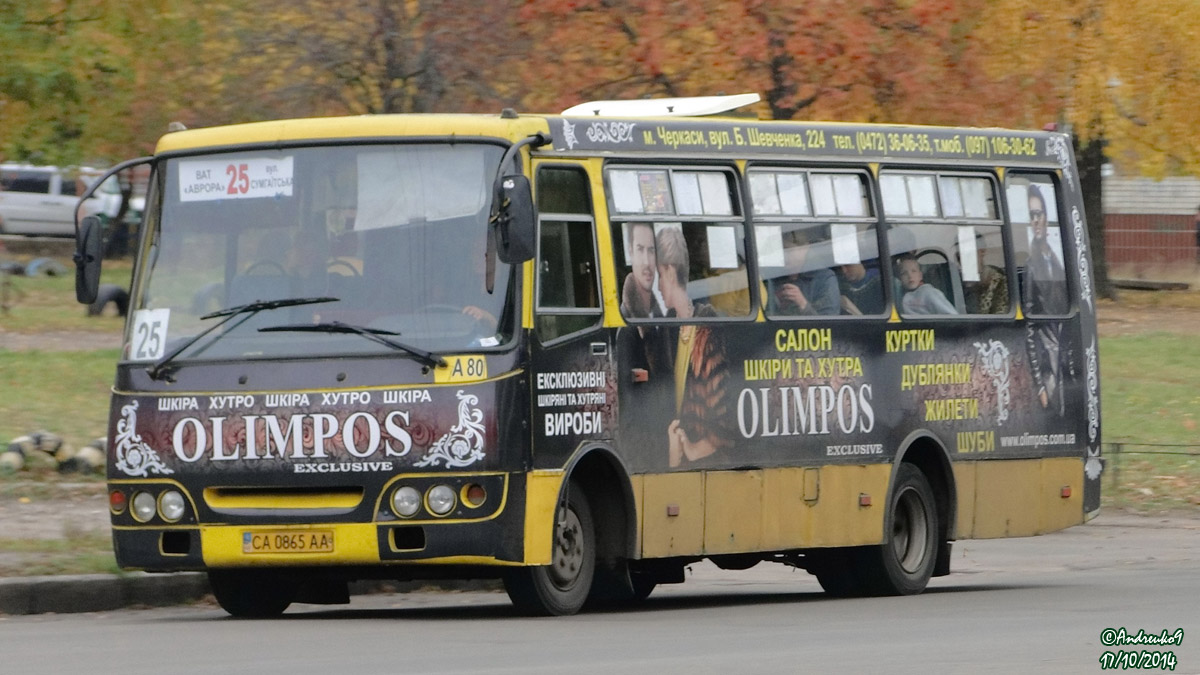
[155, 111, 1069, 170]
[154, 114, 552, 154]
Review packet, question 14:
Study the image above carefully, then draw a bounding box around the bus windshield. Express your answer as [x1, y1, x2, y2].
[130, 142, 514, 362]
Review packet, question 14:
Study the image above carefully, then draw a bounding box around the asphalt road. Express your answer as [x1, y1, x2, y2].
[1, 512, 1197, 675]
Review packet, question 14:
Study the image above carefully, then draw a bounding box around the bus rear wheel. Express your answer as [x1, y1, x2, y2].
[209, 569, 298, 618]
[504, 486, 595, 616]
[859, 463, 938, 596]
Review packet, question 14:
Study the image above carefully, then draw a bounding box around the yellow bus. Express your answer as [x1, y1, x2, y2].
[75, 95, 1102, 616]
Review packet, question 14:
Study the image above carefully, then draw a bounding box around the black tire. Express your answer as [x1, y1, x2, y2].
[208, 570, 298, 618]
[810, 547, 867, 597]
[858, 463, 939, 596]
[504, 486, 595, 616]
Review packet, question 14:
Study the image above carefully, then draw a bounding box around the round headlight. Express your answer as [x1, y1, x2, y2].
[159, 490, 186, 523]
[392, 486, 421, 518]
[131, 491, 157, 522]
[427, 485, 456, 516]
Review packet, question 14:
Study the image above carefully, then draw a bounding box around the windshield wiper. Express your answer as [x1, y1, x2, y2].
[146, 296, 338, 381]
[258, 321, 447, 369]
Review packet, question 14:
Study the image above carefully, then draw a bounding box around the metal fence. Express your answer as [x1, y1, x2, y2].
[1104, 214, 1198, 277]
[1104, 441, 1199, 506]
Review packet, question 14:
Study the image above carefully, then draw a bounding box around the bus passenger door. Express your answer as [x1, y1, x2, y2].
[529, 162, 610, 470]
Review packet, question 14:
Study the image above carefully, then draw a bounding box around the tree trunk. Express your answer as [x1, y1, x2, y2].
[1074, 135, 1117, 300]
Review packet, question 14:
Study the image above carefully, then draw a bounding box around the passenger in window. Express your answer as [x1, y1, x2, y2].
[959, 237, 1008, 314]
[768, 229, 840, 316]
[620, 222, 664, 318]
[654, 227, 735, 467]
[837, 262, 884, 315]
[895, 254, 957, 315]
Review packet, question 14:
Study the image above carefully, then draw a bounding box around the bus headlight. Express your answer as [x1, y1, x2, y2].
[159, 490, 186, 523]
[392, 486, 422, 518]
[427, 485, 456, 516]
[131, 492, 157, 522]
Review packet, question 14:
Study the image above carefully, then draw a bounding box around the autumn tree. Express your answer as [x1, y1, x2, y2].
[173, 0, 518, 127]
[516, 0, 999, 124]
[0, 0, 202, 164]
[973, 0, 1200, 298]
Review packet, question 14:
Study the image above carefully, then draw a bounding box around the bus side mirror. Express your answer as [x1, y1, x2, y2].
[75, 215, 104, 304]
[493, 174, 536, 264]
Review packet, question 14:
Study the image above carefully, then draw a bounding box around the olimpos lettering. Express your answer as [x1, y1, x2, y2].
[737, 384, 874, 438]
[170, 411, 414, 462]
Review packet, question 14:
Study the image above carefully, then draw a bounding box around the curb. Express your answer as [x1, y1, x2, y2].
[0, 572, 210, 615]
[0, 573, 501, 616]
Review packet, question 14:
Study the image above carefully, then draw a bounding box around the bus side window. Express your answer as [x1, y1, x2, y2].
[535, 166, 601, 342]
[751, 169, 880, 317]
[1006, 175, 1070, 316]
[882, 171, 1007, 317]
[608, 166, 751, 321]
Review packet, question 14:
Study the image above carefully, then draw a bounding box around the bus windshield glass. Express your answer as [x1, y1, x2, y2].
[131, 142, 513, 362]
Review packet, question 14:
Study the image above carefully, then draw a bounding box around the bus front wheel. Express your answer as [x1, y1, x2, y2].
[209, 569, 297, 618]
[504, 486, 596, 616]
[860, 463, 939, 596]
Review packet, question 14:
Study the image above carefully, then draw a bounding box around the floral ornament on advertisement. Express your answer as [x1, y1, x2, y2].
[586, 121, 637, 145]
[1085, 337, 1103, 481]
[114, 400, 174, 477]
[1046, 134, 1075, 190]
[415, 390, 486, 468]
[560, 119, 578, 151]
[1073, 206, 1094, 312]
[974, 339, 1011, 425]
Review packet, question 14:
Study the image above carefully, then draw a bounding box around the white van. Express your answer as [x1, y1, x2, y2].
[0, 164, 111, 236]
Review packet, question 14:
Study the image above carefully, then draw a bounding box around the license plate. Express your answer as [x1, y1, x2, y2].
[242, 530, 334, 554]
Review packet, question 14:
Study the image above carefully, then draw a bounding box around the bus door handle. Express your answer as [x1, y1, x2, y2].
[631, 368, 648, 383]
[590, 342, 607, 356]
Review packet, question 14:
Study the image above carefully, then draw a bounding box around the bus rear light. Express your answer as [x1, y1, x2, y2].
[463, 484, 486, 508]
[109, 490, 127, 515]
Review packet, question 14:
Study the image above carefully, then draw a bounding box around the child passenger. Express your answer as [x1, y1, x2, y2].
[895, 254, 957, 315]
